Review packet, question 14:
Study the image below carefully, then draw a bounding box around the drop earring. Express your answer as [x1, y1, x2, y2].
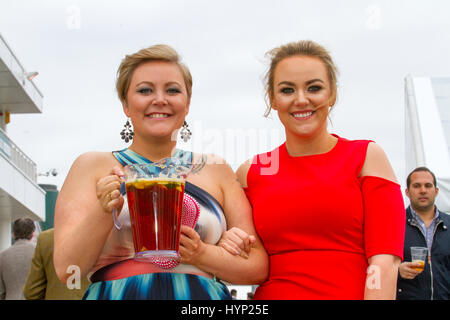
[120, 118, 134, 143]
[180, 121, 192, 142]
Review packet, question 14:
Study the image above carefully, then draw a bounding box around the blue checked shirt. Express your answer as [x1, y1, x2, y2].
[410, 206, 439, 252]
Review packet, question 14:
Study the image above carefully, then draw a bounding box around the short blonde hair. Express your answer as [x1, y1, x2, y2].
[116, 44, 193, 105]
[263, 40, 339, 117]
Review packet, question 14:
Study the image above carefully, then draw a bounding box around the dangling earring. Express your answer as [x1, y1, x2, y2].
[120, 118, 134, 143]
[327, 106, 334, 127]
[180, 121, 192, 142]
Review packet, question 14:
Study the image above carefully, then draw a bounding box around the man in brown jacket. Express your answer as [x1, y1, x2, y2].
[23, 228, 90, 300]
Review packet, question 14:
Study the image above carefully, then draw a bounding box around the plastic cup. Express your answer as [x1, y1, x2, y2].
[410, 247, 428, 272]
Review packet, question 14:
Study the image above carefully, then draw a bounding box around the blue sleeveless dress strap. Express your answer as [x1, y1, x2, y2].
[82, 148, 231, 300]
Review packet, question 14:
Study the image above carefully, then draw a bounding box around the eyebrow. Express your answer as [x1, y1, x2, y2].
[306, 79, 325, 85]
[135, 81, 182, 87]
[277, 79, 325, 86]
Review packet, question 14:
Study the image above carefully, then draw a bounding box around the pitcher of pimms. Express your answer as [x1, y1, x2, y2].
[113, 158, 191, 262]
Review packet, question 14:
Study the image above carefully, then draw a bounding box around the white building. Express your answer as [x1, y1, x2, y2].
[0, 33, 46, 250]
[405, 76, 450, 213]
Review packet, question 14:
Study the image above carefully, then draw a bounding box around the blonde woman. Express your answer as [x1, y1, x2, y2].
[221, 40, 405, 300]
[54, 44, 268, 300]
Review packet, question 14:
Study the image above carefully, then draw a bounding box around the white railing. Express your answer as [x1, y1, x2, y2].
[0, 33, 44, 112]
[0, 127, 37, 182]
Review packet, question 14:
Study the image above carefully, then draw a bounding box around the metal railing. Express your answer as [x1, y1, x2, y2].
[0, 127, 37, 182]
[0, 33, 44, 111]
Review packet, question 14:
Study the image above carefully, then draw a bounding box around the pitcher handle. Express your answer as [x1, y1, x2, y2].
[112, 181, 126, 230]
[113, 207, 122, 230]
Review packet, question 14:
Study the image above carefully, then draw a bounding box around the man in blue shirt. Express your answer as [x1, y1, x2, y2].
[397, 167, 450, 300]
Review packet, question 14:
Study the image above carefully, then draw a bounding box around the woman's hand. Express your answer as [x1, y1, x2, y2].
[179, 225, 207, 265]
[218, 227, 256, 258]
[96, 166, 124, 214]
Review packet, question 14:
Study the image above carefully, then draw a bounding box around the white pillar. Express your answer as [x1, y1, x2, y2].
[0, 108, 6, 132]
[0, 212, 12, 251]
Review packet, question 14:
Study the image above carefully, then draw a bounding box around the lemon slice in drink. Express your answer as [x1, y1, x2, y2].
[134, 180, 147, 189]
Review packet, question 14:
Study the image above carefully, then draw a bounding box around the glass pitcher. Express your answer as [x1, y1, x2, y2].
[113, 157, 191, 262]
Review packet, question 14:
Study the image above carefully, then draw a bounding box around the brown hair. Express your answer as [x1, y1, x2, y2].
[116, 44, 193, 105]
[263, 40, 339, 117]
[406, 166, 437, 189]
[12, 218, 35, 240]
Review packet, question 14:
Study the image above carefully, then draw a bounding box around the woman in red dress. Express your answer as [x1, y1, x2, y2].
[220, 40, 405, 299]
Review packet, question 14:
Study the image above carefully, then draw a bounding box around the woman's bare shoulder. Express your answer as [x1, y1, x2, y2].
[62, 151, 120, 189]
[191, 152, 228, 171]
[71, 151, 117, 171]
[235, 159, 253, 188]
[360, 142, 398, 183]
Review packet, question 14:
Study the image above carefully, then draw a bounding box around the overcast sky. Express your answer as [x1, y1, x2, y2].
[1, 0, 450, 195]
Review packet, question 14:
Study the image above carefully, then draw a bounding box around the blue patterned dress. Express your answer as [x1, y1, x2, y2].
[83, 148, 231, 300]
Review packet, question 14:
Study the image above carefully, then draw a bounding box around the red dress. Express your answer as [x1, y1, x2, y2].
[245, 135, 405, 300]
